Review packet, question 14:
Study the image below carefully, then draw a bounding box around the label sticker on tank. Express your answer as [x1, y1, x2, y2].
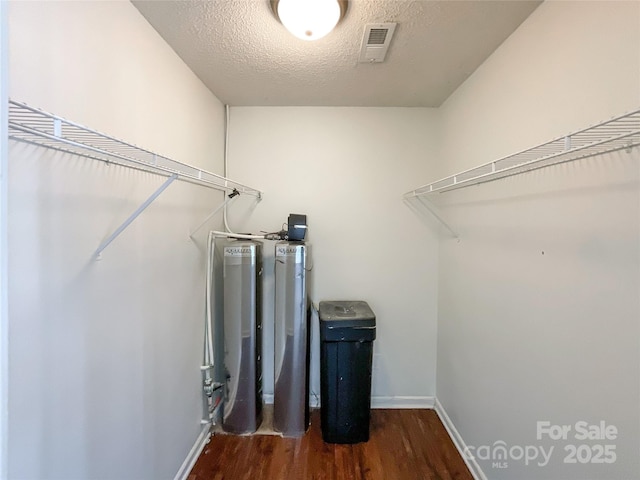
[224, 247, 254, 257]
[276, 246, 304, 263]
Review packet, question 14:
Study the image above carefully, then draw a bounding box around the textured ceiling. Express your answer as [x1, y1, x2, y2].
[133, 0, 541, 107]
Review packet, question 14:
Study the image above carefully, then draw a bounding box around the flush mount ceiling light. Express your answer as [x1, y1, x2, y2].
[271, 0, 348, 41]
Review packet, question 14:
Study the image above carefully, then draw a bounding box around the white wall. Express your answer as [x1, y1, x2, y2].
[227, 107, 441, 406]
[1, 1, 8, 477]
[8, 1, 226, 479]
[436, 2, 640, 479]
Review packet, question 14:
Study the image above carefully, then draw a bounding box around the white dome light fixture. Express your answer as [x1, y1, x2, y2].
[271, 0, 348, 41]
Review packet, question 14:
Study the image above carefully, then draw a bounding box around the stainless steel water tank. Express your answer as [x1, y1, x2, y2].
[273, 241, 310, 437]
[222, 240, 263, 434]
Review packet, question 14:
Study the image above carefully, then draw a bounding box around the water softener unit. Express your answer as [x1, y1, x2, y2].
[222, 240, 263, 434]
[273, 240, 310, 437]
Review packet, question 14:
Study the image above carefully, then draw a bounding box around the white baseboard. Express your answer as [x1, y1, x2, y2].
[173, 424, 211, 480]
[371, 395, 435, 409]
[264, 393, 434, 409]
[434, 398, 487, 480]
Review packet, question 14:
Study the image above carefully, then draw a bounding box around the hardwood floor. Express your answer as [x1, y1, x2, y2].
[188, 409, 473, 480]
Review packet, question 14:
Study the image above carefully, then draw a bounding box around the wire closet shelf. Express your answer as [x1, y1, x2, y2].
[8, 100, 262, 197]
[404, 108, 640, 197]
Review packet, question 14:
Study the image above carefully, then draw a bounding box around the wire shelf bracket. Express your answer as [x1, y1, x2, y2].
[94, 174, 178, 259]
[189, 194, 237, 239]
[8, 100, 264, 256]
[417, 196, 459, 238]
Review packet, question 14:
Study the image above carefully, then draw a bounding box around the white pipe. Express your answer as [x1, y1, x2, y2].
[204, 232, 215, 367]
[200, 234, 214, 424]
[202, 232, 222, 424]
[219, 105, 260, 238]
[211, 230, 266, 240]
[205, 235, 211, 366]
[223, 104, 232, 233]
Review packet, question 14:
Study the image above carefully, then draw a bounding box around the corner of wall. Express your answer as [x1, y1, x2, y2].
[173, 426, 211, 480]
[434, 398, 487, 480]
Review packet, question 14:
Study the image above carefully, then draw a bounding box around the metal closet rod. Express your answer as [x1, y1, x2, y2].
[7, 100, 262, 197]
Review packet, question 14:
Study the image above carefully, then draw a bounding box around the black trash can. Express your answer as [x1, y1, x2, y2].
[319, 300, 376, 444]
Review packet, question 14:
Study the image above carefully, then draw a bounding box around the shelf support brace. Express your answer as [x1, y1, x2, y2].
[189, 195, 237, 239]
[416, 197, 459, 239]
[94, 174, 178, 258]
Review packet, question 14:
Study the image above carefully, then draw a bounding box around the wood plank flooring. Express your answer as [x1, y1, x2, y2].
[188, 409, 473, 480]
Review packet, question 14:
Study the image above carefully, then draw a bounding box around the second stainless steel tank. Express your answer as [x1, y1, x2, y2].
[273, 241, 310, 437]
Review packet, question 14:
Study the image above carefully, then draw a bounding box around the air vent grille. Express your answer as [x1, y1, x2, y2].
[367, 28, 388, 45]
[359, 23, 397, 63]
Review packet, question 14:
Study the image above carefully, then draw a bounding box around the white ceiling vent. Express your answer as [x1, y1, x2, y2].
[358, 23, 397, 63]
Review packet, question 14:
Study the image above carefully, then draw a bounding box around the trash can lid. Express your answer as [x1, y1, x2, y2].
[319, 301, 376, 328]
